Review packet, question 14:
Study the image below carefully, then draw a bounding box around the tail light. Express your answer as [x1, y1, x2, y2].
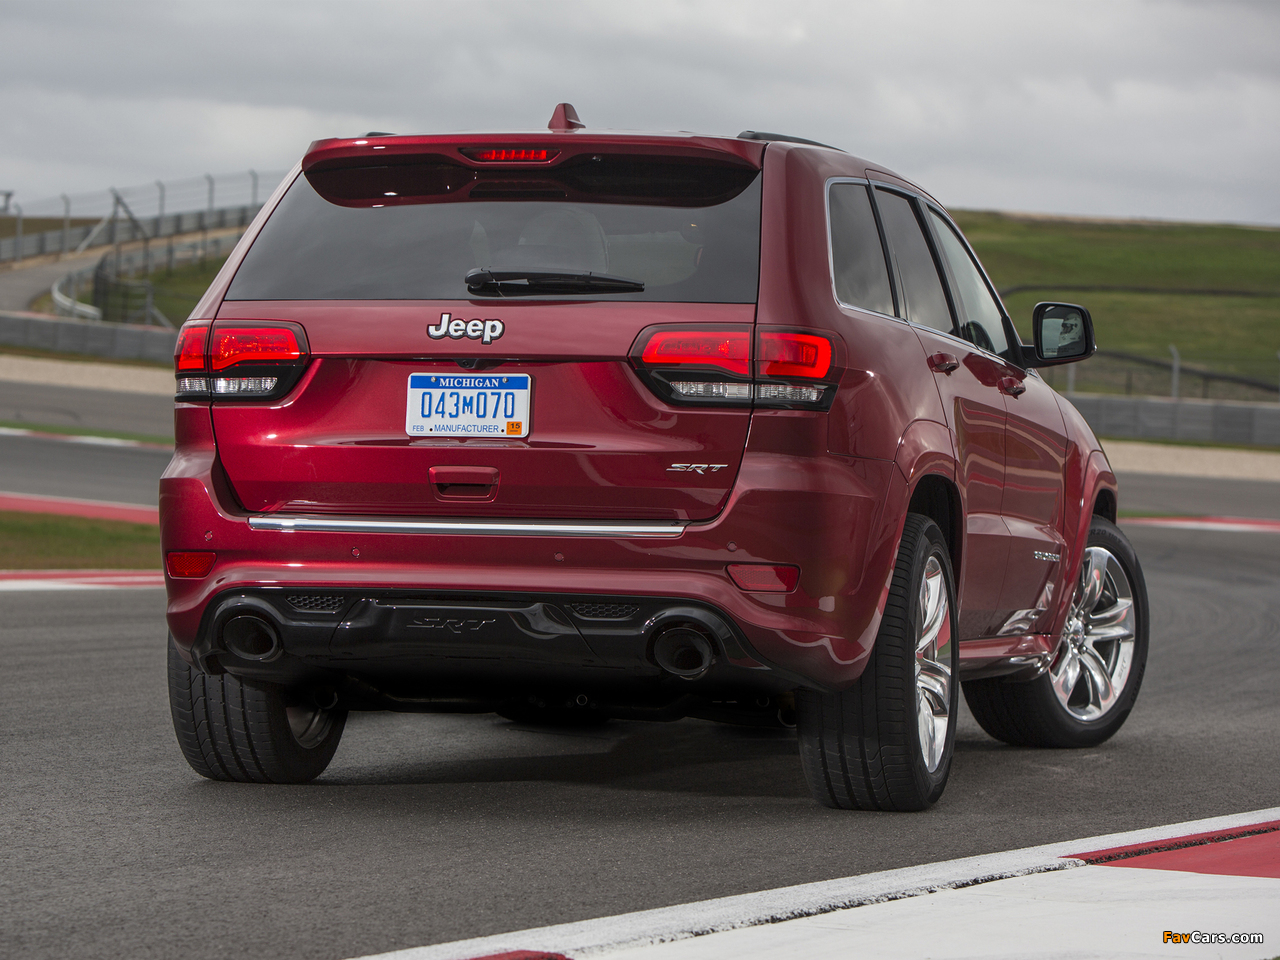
[174, 321, 309, 401]
[631, 326, 837, 409]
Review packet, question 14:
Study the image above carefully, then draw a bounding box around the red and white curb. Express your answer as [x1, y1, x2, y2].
[0, 490, 159, 525]
[347, 807, 1280, 960]
[0, 570, 164, 590]
[1122, 515, 1280, 534]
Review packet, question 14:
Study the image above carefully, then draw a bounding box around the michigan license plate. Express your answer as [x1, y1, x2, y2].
[405, 373, 531, 437]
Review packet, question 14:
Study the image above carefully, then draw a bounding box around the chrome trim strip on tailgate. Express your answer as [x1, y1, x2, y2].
[247, 516, 687, 538]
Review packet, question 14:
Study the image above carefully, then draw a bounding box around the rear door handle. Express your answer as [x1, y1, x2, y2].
[928, 352, 959, 374]
[998, 376, 1027, 397]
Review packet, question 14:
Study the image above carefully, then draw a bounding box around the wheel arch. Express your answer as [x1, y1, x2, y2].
[906, 472, 963, 580]
[1093, 486, 1117, 523]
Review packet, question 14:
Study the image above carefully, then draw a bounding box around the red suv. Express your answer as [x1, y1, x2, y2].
[162, 105, 1148, 810]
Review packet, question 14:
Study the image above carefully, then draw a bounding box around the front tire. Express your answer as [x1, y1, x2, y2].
[963, 516, 1149, 748]
[796, 514, 959, 811]
[167, 637, 346, 783]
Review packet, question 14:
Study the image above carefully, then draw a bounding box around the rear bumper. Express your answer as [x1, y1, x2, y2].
[161, 417, 906, 694]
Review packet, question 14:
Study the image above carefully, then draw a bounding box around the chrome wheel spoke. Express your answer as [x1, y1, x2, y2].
[1087, 598, 1134, 642]
[1051, 647, 1081, 704]
[917, 662, 950, 711]
[1078, 644, 1118, 715]
[1076, 547, 1108, 615]
[914, 554, 952, 773]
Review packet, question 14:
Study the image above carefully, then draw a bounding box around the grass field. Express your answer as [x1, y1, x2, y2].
[31, 253, 229, 324]
[150, 255, 228, 320]
[951, 211, 1280, 389]
[0, 511, 160, 569]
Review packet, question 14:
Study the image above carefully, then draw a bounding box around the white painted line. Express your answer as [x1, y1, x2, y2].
[344, 807, 1280, 960]
[603, 866, 1279, 960]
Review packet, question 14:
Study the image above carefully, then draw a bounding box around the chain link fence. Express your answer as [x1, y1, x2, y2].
[0, 170, 287, 263]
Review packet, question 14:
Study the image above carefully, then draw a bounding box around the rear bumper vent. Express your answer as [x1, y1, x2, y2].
[287, 594, 345, 613]
[568, 602, 640, 620]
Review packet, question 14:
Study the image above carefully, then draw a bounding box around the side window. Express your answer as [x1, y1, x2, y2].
[928, 209, 1010, 356]
[828, 182, 894, 316]
[873, 189, 953, 333]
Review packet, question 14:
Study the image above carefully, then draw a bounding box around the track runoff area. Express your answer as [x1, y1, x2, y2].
[348, 808, 1278, 960]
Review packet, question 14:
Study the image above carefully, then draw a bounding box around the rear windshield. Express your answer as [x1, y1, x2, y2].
[225, 155, 761, 303]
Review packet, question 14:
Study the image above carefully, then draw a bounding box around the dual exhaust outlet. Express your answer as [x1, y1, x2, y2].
[211, 600, 723, 681]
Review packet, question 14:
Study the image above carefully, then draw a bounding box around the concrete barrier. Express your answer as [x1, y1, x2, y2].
[1067, 393, 1280, 448]
[0, 309, 176, 363]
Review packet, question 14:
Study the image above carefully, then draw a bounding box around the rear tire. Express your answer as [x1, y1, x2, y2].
[796, 514, 959, 811]
[963, 516, 1148, 748]
[167, 637, 346, 783]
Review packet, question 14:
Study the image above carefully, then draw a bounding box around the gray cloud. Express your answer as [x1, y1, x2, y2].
[2, 0, 1276, 222]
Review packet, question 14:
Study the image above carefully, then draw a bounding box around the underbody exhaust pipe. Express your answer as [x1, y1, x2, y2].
[652, 624, 716, 679]
[221, 615, 282, 661]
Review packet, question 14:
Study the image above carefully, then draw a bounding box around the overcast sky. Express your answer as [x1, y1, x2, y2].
[2, 0, 1277, 223]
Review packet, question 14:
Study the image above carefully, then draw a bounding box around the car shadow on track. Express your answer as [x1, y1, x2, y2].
[310, 713, 810, 797]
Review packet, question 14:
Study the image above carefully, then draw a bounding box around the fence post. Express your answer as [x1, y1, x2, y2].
[1276, 351, 1280, 405]
[61, 194, 70, 255]
[13, 203, 21, 263]
[1168, 344, 1180, 399]
[155, 181, 165, 239]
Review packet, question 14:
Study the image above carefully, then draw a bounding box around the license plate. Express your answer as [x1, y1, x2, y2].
[405, 373, 532, 437]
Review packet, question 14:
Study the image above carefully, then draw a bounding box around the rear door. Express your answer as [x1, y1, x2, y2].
[210, 144, 764, 522]
[871, 185, 1011, 639]
[922, 205, 1069, 635]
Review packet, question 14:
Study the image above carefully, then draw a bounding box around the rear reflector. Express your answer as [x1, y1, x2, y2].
[640, 330, 751, 377]
[461, 147, 560, 163]
[758, 331, 832, 379]
[211, 327, 304, 370]
[166, 552, 216, 579]
[727, 563, 801, 593]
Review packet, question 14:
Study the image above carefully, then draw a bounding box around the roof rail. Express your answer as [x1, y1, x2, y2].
[738, 130, 843, 151]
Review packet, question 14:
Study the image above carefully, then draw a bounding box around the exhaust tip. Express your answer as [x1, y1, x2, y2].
[652, 625, 715, 679]
[221, 615, 281, 661]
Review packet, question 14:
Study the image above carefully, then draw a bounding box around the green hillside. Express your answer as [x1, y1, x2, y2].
[951, 211, 1280, 394]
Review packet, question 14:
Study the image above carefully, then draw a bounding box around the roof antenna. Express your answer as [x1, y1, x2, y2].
[548, 103, 585, 132]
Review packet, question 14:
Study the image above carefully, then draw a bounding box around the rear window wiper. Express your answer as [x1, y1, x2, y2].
[465, 268, 645, 296]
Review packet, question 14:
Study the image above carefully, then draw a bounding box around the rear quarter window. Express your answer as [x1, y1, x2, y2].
[828, 181, 894, 316]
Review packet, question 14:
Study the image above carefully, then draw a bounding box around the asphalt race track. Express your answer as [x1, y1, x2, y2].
[2, 444, 1278, 959]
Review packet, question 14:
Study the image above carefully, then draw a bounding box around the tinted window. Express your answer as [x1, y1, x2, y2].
[928, 209, 1009, 356]
[226, 162, 761, 303]
[874, 189, 953, 333]
[828, 182, 894, 315]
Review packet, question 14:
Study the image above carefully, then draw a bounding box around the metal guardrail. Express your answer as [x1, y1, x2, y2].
[0, 170, 285, 263]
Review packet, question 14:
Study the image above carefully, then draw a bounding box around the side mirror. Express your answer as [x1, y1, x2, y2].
[1027, 302, 1095, 367]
